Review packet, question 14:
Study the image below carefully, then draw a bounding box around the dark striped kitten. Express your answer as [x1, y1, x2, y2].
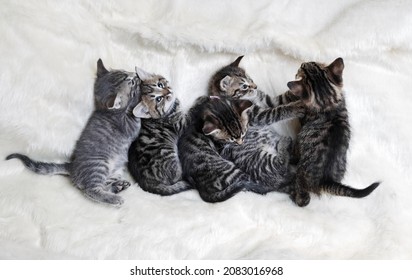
[284, 58, 380, 207]
[6, 59, 143, 206]
[178, 96, 305, 202]
[127, 68, 191, 196]
[209, 56, 296, 197]
[178, 96, 259, 202]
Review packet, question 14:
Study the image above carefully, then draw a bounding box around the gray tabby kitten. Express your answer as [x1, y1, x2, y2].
[6, 59, 143, 206]
[209, 56, 296, 198]
[178, 96, 305, 202]
[128, 68, 191, 195]
[282, 57, 380, 206]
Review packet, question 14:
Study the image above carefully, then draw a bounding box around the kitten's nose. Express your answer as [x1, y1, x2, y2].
[235, 138, 244, 145]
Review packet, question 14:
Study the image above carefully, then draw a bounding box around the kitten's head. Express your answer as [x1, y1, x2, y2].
[93, 59, 140, 110]
[200, 96, 253, 145]
[287, 57, 345, 111]
[209, 56, 258, 100]
[132, 68, 176, 119]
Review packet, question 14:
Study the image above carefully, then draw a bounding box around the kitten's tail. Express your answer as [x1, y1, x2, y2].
[320, 181, 381, 198]
[6, 153, 70, 176]
[142, 180, 193, 196]
[199, 181, 253, 202]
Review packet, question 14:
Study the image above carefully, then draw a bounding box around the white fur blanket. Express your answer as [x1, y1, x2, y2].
[1, 0, 411, 259]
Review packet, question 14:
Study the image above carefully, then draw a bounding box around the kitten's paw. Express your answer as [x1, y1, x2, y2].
[277, 137, 293, 153]
[290, 191, 311, 207]
[83, 187, 125, 207]
[289, 101, 306, 118]
[111, 180, 131, 193]
[111, 196, 124, 206]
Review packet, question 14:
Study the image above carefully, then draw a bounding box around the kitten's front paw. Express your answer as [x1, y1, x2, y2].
[290, 191, 310, 207]
[289, 101, 306, 118]
[278, 137, 293, 154]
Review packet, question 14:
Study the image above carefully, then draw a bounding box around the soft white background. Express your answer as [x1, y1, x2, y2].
[0, 0, 411, 259]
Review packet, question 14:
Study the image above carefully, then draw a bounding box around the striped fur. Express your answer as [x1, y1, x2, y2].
[284, 58, 380, 206]
[6, 60, 143, 206]
[220, 127, 295, 195]
[128, 71, 191, 195]
[178, 96, 265, 202]
[208, 56, 304, 199]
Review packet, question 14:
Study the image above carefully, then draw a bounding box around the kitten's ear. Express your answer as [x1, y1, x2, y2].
[220, 75, 234, 91]
[132, 102, 151, 118]
[327, 57, 344, 81]
[202, 120, 220, 135]
[234, 99, 253, 116]
[135, 67, 152, 81]
[230, 56, 244, 67]
[202, 111, 221, 135]
[97, 58, 109, 77]
[287, 80, 304, 96]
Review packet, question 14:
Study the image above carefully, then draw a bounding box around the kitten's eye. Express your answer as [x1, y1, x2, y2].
[157, 82, 164, 88]
[241, 84, 249, 90]
[155, 96, 163, 103]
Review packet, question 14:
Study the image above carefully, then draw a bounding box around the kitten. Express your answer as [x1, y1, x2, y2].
[284, 57, 380, 206]
[209, 56, 297, 197]
[6, 59, 143, 206]
[209, 56, 275, 107]
[127, 68, 191, 196]
[178, 96, 305, 202]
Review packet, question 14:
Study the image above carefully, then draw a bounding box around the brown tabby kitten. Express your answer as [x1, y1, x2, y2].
[128, 68, 191, 196]
[209, 56, 275, 107]
[208, 56, 297, 199]
[284, 57, 380, 206]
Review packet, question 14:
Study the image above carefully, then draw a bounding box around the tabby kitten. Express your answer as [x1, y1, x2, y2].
[209, 56, 297, 197]
[284, 57, 380, 206]
[178, 96, 305, 202]
[128, 68, 191, 196]
[6, 59, 143, 206]
[178, 96, 259, 202]
[209, 56, 275, 107]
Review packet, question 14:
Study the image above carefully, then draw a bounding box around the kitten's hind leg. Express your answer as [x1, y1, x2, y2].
[83, 185, 124, 206]
[105, 168, 130, 193]
[106, 177, 131, 194]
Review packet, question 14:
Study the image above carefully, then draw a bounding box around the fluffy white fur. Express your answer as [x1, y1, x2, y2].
[1, 0, 412, 259]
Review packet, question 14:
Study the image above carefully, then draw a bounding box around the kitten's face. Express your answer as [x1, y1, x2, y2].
[220, 73, 257, 99]
[210, 56, 258, 100]
[287, 58, 345, 110]
[132, 68, 175, 119]
[201, 97, 253, 145]
[94, 59, 140, 110]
